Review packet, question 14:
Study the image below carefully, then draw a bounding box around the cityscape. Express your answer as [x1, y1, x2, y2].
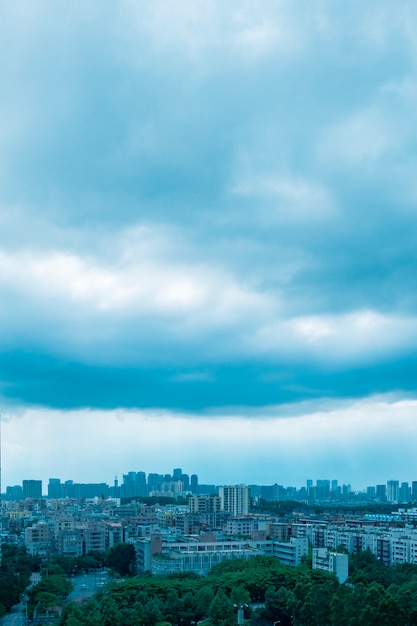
[4, 468, 417, 505]
[3, 465, 417, 622]
[3, 467, 417, 579]
[2, 1, 417, 623]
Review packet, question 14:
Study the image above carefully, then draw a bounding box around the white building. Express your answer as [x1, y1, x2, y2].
[312, 548, 349, 583]
[133, 535, 308, 576]
[151, 539, 263, 576]
[218, 485, 250, 516]
[225, 517, 268, 536]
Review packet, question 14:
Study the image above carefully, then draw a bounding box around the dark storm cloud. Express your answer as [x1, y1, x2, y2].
[1, 1, 417, 412]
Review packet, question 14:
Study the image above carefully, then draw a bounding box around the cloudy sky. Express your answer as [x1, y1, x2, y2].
[1, 1, 417, 492]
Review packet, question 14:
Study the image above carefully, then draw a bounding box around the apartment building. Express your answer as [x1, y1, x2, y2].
[218, 485, 250, 516]
[25, 522, 53, 556]
[313, 548, 349, 583]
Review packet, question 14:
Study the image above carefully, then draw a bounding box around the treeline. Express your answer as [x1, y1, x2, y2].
[0, 543, 136, 619]
[0, 544, 33, 615]
[61, 551, 417, 625]
[254, 499, 407, 517]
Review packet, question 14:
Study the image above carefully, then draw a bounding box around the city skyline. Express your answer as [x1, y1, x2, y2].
[2, 4, 417, 489]
[4, 462, 417, 498]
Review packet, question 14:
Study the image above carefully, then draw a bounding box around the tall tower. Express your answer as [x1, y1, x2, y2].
[387, 480, 399, 503]
[218, 485, 250, 516]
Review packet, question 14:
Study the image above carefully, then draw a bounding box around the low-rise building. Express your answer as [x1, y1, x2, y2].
[312, 548, 349, 583]
[151, 539, 263, 576]
[25, 522, 53, 556]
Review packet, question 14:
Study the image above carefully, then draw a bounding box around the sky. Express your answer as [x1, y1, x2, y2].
[1, 1, 417, 492]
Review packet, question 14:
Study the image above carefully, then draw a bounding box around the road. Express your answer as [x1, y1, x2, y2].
[67, 570, 110, 602]
[0, 603, 26, 626]
[0, 571, 110, 625]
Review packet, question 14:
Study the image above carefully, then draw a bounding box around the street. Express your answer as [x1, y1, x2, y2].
[0, 603, 25, 626]
[0, 571, 110, 625]
[67, 570, 110, 602]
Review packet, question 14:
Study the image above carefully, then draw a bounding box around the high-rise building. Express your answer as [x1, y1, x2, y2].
[190, 474, 199, 494]
[121, 471, 148, 498]
[316, 480, 330, 500]
[218, 485, 250, 516]
[48, 478, 62, 499]
[6, 485, 23, 501]
[173, 468, 183, 481]
[376, 484, 387, 501]
[387, 480, 399, 503]
[367, 486, 376, 498]
[22, 480, 42, 499]
[400, 482, 410, 503]
[412, 481, 417, 501]
[148, 473, 163, 493]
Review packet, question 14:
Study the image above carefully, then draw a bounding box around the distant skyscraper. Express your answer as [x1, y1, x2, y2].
[173, 468, 183, 480]
[22, 480, 42, 499]
[6, 485, 23, 501]
[191, 474, 199, 494]
[387, 480, 399, 503]
[376, 484, 387, 501]
[316, 480, 330, 500]
[148, 473, 164, 493]
[48, 478, 62, 499]
[121, 471, 148, 498]
[400, 482, 410, 503]
[412, 481, 417, 501]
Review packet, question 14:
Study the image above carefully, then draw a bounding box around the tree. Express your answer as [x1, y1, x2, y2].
[208, 589, 234, 626]
[142, 598, 163, 626]
[230, 584, 251, 606]
[101, 595, 123, 626]
[195, 585, 215, 621]
[105, 543, 136, 576]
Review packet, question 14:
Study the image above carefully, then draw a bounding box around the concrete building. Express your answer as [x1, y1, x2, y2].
[313, 548, 349, 583]
[218, 485, 250, 516]
[22, 480, 42, 499]
[132, 534, 308, 576]
[189, 495, 221, 515]
[84, 526, 106, 553]
[106, 522, 123, 548]
[5, 486, 23, 501]
[48, 479, 63, 499]
[56, 530, 84, 557]
[387, 480, 399, 503]
[272, 537, 308, 567]
[150, 539, 264, 576]
[269, 522, 290, 541]
[25, 522, 53, 556]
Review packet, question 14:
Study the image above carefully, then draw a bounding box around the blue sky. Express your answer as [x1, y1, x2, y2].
[1, 1, 417, 491]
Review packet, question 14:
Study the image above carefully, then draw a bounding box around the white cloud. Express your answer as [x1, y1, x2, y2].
[233, 174, 336, 222]
[0, 222, 277, 357]
[318, 107, 395, 166]
[251, 310, 417, 364]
